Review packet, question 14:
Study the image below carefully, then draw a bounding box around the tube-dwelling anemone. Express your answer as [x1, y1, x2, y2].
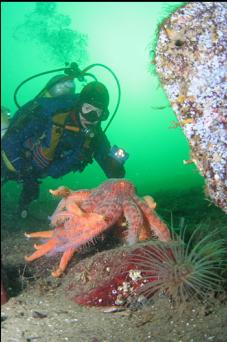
[128, 227, 226, 305]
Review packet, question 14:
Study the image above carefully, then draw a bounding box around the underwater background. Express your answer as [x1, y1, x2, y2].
[1, 2, 213, 221]
[1, 4, 227, 341]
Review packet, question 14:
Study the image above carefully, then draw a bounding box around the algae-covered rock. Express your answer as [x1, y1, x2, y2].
[155, 2, 227, 213]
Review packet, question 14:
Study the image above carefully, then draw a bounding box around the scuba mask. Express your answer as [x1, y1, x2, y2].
[80, 103, 104, 123]
[79, 82, 110, 121]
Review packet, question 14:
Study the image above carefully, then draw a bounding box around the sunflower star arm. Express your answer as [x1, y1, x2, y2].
[52, 246, 77, 278]
[24, 237, 59, 262]
[122, 199, 143, 245]
[49, 186, 71, 197]
[133, 195, 171, 242]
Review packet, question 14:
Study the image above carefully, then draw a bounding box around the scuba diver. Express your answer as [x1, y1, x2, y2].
[1, 72, 128, 218]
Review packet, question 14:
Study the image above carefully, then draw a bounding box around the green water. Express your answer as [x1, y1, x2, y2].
[1, 2, 204, 202]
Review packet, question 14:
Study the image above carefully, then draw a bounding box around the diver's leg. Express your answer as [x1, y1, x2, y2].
[18, 179, 40, 218]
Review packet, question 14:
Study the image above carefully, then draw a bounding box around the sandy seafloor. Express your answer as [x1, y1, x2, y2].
[1, 190, 227, 342]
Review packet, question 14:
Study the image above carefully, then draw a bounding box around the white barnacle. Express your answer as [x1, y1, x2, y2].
[128, 269, 142, 281]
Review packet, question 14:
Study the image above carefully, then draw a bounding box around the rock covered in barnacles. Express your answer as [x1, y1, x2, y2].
[1, 258, 9, 305]
[1, 280, 8, 305]
[72, 246, 158, 308]
[155, 2, 227, 213]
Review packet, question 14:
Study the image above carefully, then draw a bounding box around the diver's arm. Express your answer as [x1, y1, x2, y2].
[93, 132, 126, 178]
[97, 154, 126, 178]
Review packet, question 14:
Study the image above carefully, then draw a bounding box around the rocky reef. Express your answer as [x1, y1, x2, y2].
[154, 2, 227, 213]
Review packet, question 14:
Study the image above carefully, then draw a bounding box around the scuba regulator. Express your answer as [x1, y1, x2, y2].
[13, 62, 129, 165]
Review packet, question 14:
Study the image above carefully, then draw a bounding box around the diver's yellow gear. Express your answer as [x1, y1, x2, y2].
[40, 111, 82, 161]
[41, 112, 69, 160]
[1, 150, 17, 172]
